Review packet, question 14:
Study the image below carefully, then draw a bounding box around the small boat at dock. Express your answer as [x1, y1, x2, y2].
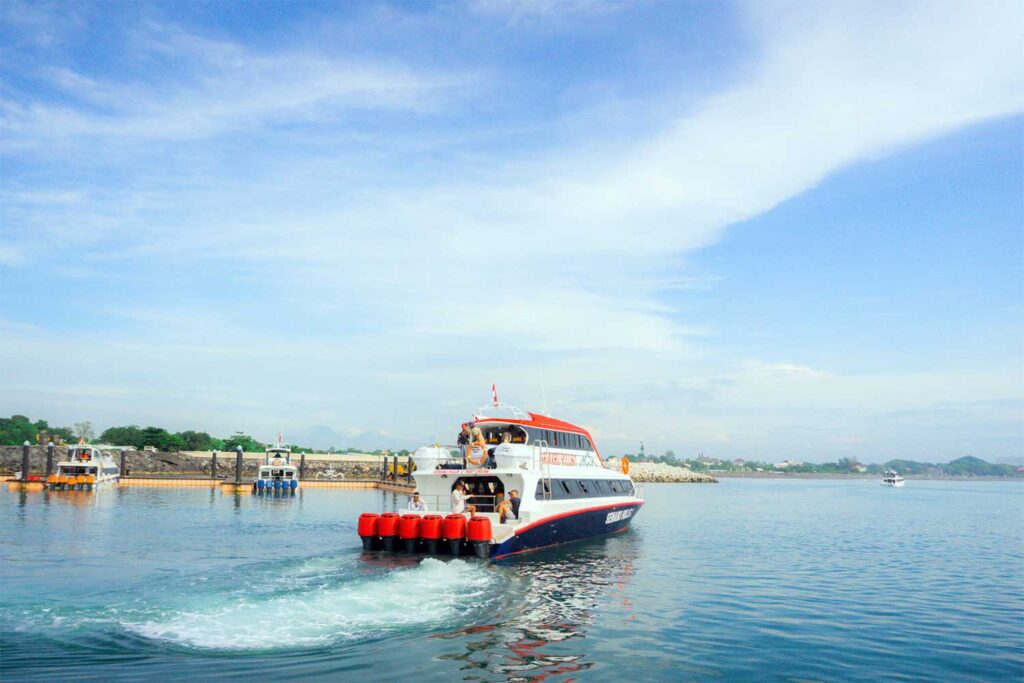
[253, 444, 300, 494]
[47, 446, 119, 491]
[881, 469, 905, 487]
[355, 401, 643, 559]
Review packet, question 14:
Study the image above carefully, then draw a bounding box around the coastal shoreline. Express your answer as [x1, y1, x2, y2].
[712, 472, 1021, 482]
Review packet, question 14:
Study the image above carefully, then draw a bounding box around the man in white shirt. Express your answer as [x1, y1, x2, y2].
[407, 491, 428, 512]
[450, 481, 467, 513]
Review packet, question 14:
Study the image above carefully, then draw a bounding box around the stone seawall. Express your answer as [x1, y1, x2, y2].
[626, 462, 718, 483]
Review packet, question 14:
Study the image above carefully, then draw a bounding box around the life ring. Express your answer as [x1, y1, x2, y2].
[467, 446, 486, 466]
[621, 457, 630, 475]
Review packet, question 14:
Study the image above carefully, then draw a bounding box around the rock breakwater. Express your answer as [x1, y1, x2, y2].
[626, 462, 717, 483]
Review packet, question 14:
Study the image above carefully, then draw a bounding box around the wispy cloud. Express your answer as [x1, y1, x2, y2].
[1, 1, 1021, 458]
[2, 19, 471, 147]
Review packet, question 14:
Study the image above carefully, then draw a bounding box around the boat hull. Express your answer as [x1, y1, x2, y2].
[491, 500, 643, 559]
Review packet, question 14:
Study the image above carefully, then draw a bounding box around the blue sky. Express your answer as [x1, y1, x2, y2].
[1, 0, 1021, 462]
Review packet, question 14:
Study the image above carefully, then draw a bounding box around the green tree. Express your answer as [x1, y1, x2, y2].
[99, 425, 145, 448]
[0, 415, 35, 445]
[222, 432, 265, 452]
[177, 430, 216, 450]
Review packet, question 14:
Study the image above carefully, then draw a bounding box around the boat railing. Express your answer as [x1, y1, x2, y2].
[532, 440, 552, 500]
[411, 493, 504, 514]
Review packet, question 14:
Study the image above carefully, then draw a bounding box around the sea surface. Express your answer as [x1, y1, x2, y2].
[1, 479, 1021, 682]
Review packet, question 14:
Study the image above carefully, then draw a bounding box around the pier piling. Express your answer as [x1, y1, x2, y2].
[211, 450, 218, 479]
[20, 441, 30, 481]
[234, 446, 243, 485]
[120, 449, 127, 478]
[46, 442, 54, 475]
[299, 452, 306, 480]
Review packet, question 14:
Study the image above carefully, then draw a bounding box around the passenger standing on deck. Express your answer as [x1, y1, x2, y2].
[407, 491, 427, 512]
[450, 481, 467, 513]
[457, 424, 470, 465]
[468, 421, 487, 466]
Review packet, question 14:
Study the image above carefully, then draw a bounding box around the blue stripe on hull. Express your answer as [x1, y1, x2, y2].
[492, 501, 642, 559]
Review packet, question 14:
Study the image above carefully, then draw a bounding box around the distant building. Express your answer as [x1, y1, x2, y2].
[852, 463, 867, 473]
[733, 458, 746, 466]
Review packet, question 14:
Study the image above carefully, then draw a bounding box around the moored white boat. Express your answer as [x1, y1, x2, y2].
[881, 469, 905, 487]
[47, 445, 119, 491]
[357, 401, 643, 559]
[253, 443, 300, 494]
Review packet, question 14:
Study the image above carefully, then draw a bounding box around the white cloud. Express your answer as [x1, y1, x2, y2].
[2, 1, 1022, 459]
[1, 22, 471, 146]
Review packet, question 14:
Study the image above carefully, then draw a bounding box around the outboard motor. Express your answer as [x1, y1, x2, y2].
[420, 515, 443, 554]
[358, 513, 380, 551]
[379, 512, 400, 551]
[399, 514, 421, 553]
[467, 516, 492, 559]
[443, 513, 466, 557]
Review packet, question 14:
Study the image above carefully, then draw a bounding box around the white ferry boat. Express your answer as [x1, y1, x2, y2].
[357, 402, 643, 559]
[47, 445, 119, 491]
[881, 469, 905, 487]
[253, 444, 299, 494]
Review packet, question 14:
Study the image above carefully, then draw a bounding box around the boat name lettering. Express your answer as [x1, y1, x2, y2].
[541, 452, 577, 466]
[605, 509, 633, 524]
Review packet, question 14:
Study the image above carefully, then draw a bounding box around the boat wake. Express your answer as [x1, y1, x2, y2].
[125, 558, 501, 650]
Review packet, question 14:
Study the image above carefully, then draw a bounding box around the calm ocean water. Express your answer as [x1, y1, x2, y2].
[1, 479, 1021, 682]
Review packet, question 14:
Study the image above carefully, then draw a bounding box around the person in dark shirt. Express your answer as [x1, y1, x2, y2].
[456, 424, 470, 467]
[508, 489, 521, 520]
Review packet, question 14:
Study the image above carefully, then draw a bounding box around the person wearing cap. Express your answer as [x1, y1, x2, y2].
[407, 491, 428, 512]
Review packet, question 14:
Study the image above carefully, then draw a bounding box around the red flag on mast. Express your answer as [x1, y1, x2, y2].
[491, 384, 499, 405]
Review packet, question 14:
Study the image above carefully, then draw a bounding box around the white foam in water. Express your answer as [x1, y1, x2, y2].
[126, 559, 497, 650]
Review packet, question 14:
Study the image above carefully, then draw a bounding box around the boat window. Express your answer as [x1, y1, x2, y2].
[593, 479, 607, 494]
[578, 480, 589, 494]
[581, 436, 591, 451]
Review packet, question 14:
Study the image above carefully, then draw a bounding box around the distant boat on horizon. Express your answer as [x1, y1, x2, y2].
[882, 468, 905, 487]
